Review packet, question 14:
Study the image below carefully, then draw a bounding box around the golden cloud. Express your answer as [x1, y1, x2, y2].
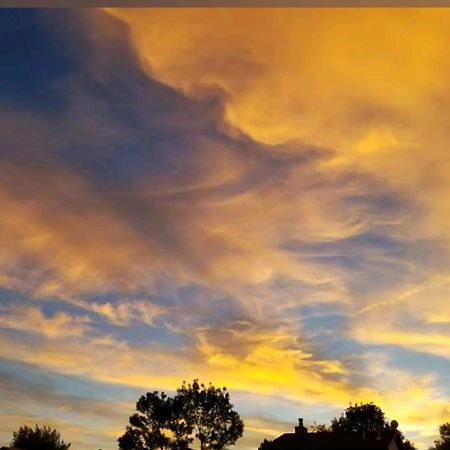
[108, 8, 450, 242]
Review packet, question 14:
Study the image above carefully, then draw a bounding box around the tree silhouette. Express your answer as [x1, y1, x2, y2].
[310, 423, 330, 433]
[331, 403, 388, 433]
[429, 423, 450, 450]
[11, 425, 70, 450]
[176, 380, 244, 450]
[118, 380, 243, 450]
[258, 439, 274, 450]
[118, 391, 191, 450]
[329, 403, 417, 449]
[403, 438, 419, 450]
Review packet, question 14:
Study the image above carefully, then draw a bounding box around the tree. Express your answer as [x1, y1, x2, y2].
[11, 425, 70, 450]
[311, 424, 331, 433]
[118, 380, 244, 450]
[258, 439, 274, 450]
[176, 380, 244, 450]
[331, 403, 388, 433]
[429, 423, 450, 450]
[403, 438, 418, 450]
[118, 391, 191, 450]
[330, 403, 417, 450]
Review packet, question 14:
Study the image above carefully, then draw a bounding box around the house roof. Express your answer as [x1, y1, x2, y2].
[271, 430, 402, 450]
[1, 447, 29, 450]
[1, 447, 28, 450]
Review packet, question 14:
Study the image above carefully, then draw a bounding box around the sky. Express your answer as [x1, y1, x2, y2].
[0, 7, 449, 450]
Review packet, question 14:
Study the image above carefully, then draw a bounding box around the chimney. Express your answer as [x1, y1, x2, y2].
[295, 418, 308, 435]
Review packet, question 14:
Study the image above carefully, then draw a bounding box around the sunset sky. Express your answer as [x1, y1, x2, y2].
[0, 7, 449, 450]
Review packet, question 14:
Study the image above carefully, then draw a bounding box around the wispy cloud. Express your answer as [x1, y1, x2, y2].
[0, 304, 91, 338]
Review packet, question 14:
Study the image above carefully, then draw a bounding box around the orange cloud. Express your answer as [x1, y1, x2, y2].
[108, 8, 450, 243]
[0, 304, 91, 338]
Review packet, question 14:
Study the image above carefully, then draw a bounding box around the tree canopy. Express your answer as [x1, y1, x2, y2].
[331, 403, 388, 433]
[11, 425, 70, 450]
[118, 391, 191, 450]
[257, 439, 274, 450]
[118, 380, 244, 450]
[176, 380, 244, 450]
[331, 403, 416, 449]
[429, 423, 450, 450]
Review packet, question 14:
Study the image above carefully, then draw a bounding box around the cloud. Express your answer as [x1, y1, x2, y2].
[106, 9, 450, 137]
[1, 9, 450, 450]
[0, 10, 399, 309]
[108, 7, 450, 242]
[90, 300, 166, 326]
[0, 358, 137, 450]
[0, 304, 91, 338]
[351, 276, 450, 359]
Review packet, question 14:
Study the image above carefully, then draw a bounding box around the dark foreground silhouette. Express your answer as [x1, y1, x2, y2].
[119, 379, 244, 450]
[3, 401, 449, 450]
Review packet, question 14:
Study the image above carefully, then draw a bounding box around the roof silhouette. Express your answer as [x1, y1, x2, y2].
[271, 429, 403, 450]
